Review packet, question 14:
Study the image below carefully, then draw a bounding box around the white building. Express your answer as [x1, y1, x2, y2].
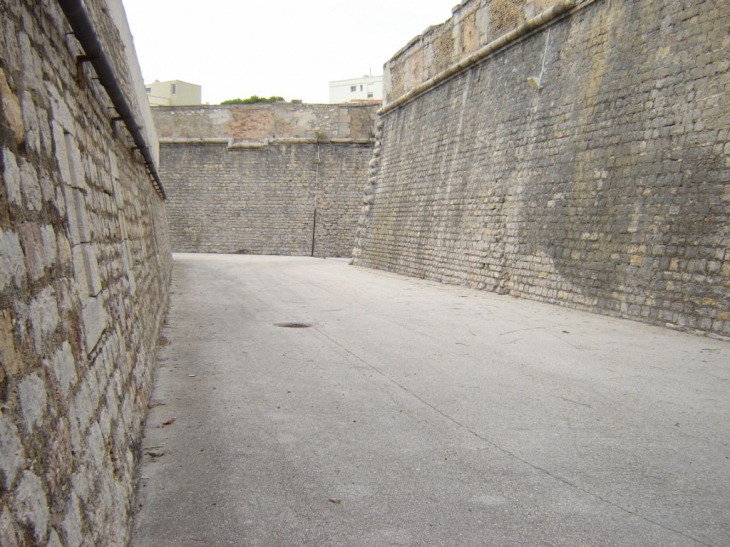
[145, 80, 202, 106]
[329, 75, 383, 104]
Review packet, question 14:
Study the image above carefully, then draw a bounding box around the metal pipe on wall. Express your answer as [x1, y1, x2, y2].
[56, 0, 166, 199]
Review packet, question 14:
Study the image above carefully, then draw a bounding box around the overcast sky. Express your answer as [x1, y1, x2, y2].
[121, 0, 454, 105]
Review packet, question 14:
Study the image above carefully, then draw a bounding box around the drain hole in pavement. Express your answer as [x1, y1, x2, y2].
[274, 322, 313, 329]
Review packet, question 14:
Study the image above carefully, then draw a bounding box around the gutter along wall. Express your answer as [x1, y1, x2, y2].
[354, 0, 730, 338]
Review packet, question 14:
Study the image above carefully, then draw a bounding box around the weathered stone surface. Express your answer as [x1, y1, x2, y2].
[1, 0, 172, 545]
[19, 153, 42, 211]
[81, 296, 108, 353]
[0, 416, 25, 490]
[61, 493, 83, 547]
[0, 68, 25, 146]
[156, 104, 376, 257]
[153, 103, 377, 142]
[1, 147, 23, 206]
[28, 287, 59, 354]
[19, 223, 45, 282]
[46, 530, 64, 547]
[383, 0, 564, 104]
[0, 228, 26, 290]
[72, 243, 102, 298]
[0, 506, 21, 547]
[51, 342, 78, 398]
[357, 0, 730, 339]
[14, 471, 49, 543]
[40, 225, 57, 270]
[18, 374, 47, 432]
[0, 310, 22, 379]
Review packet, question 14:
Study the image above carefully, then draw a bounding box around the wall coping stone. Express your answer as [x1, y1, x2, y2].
[380, 0, 580, 115]
[159, 137, 375, 148]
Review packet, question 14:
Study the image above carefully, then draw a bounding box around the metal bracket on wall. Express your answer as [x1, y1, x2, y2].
[59, 0, 167, 199]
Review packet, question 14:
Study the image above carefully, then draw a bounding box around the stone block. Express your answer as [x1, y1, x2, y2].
[0, 416, 25, 491]
[0, 310, 22, 379]
[29, 286, 60, 354]
[52, 121, 73, 185]
[40, 225, 58, 270]
[14, 471, 49, 543]
[62, 493, 84, 547]
[0, 68, 24, 146]
[19, 223, 45, 282]
[65, 187, 92, 245]
[87, 422, 106, 469]
[18, 128, 42, 211]
[71, 381, 94, 443]
[82, 296, 109, 353]
[0, 228, 26, 290]
[57, 231, 72, 266]
[72, 243, 102, 297]
[51, 342, 78, 398]
[20, 88, 43, 155]
[47, 529, 63, 547]
[1, 147, 23, 206]
[121, 240, 136, 293]
[0, 506, 21, 547]
[45, 81, 75, 134]
[18, 373, 47, 432]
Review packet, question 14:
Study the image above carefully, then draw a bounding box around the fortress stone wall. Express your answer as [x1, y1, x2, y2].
[384, 0, 564, 103]
[355, 0, 730, 339]
[1, 0, 171, 544]
[153, 104, 378, 257]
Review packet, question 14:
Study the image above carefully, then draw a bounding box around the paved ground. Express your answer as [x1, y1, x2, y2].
[132, 254, 730, 547]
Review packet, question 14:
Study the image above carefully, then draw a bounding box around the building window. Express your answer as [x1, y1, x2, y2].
[145, 87, 151, 93]
[171, 83, 177, 94]
[360, 85, 364, 91]
[367, 92, 374, 98]
[350, 86, 357, 92]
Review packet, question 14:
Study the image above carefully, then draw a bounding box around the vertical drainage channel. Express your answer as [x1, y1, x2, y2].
[311, 144, 321, 257]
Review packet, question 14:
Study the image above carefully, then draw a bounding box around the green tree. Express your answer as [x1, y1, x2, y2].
[220, 95, 284, 105]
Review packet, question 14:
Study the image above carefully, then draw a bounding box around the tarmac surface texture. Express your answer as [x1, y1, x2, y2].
[132, 254, 730, 547]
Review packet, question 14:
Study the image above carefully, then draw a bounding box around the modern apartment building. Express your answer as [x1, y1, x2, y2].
[145, 79, 202, 106]
[329, 75, 383, 104]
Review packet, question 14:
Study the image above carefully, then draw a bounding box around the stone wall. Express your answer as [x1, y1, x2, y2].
[1, 0, 172, 545]
[355, 0, 730, 339]
[153, 103, 377, 142]
[383, 0, 563, 103]
[154, 104, 378, 257]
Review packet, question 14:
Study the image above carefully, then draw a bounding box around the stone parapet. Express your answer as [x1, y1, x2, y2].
[152, 103, 379, 142]
[383, 0, 575, 104]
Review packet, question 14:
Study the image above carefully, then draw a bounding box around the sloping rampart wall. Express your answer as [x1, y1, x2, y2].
[355, 0, 730, 338]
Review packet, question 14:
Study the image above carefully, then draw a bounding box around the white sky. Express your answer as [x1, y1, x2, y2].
[121, 0, 455, 105]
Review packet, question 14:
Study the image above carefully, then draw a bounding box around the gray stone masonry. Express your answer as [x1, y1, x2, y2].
[153, 104, 378, 257]
[355, 0, 730, 339]
[0, 0, 172, 545]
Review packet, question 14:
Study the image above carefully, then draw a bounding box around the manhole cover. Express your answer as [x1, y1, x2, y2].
[274, 322, 313, 329]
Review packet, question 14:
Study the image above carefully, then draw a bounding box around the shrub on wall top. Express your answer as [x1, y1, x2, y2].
[220, 95, 285, 105]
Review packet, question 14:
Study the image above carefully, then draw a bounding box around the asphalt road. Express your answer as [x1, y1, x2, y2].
[132, 254, 730, 547]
